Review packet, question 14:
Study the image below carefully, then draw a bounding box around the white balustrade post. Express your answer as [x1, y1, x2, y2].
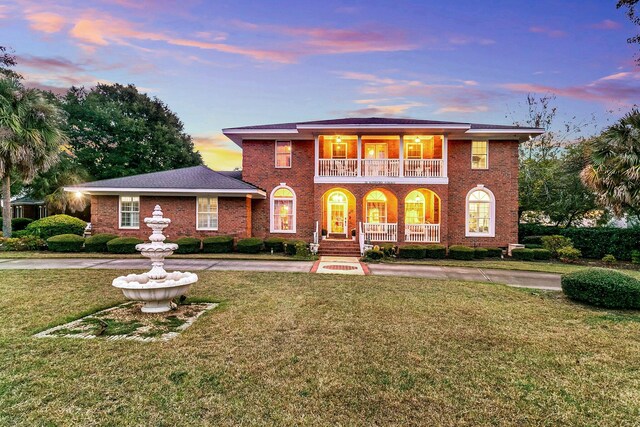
[314, 135, 319, 178]
[399, 135, 404, 177]
[442, 134, 448, 178]
[357, 135, 362, 177]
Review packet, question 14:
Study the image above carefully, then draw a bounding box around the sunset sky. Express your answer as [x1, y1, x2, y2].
[1, 0, 638, 170]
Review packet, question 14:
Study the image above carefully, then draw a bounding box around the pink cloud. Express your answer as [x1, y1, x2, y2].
[25, 12, 66, 33]
[502, 71, 640, 105]
[348, 101, 425, 117]
[448, 36, 495, 46]
[529, 26, 566, 38]
[17, 55, 85, 73]
[590, 19, 621, 30]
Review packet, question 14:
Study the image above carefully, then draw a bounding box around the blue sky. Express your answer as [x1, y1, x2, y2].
[1, 0, 638, 169]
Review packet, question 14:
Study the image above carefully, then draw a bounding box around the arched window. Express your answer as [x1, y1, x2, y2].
[270, 184, 296, 233]
[365, 190, 387, 223]
[466, 186, 495, 237]
[405, 190, 426, 225]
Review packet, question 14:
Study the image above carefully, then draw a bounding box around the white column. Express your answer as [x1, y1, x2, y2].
[399, 135, 404, 177]
[314, 135, 319, 177]
[442, 134, 448, 178]
[357, 135, 362, 177]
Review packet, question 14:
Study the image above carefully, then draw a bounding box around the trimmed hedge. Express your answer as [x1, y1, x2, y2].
[558, 246, 581, 263]
[448, 245, 474, 260]
[362, 249, 384, 261]
[474, 248, 488, 259]
[398, 245, 427, 259]
[0, 217, 34, 233]
[424, 244, 446, 259]
[173, 237, 201, 254]
[0, 235, 46, 251]
[25, 215, 86, 239]
[202, 236, 234, 253]
[531, 248, 551, 260]
[522, 235, 543, 245]
[46, 234, 85, 252]
[561, 268, 640, 309]
[264, 237, 286, 253]
[237, 238, 263, 254]
[107, 237, 143, 254]
[84, 233, 118, 253]
[285, 240, 304, 256]
[485, 247, 503, 258]
[520, 224, 640, 261]
[511, 248, 535, 261]
[525, 244, 543, 249]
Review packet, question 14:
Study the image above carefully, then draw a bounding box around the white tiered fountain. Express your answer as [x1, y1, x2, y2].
[112, 205, 198, 313]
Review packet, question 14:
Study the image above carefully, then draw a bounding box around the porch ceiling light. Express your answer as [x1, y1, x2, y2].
[415, 137, 421, 143]
[336, 136, 342, 143]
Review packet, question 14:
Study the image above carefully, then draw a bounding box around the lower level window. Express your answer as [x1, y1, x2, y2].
[197, 197, 218, 230]
[119, 196, 140, 228]
[271, 185, 296, 233]
[466, 187, 494, 236]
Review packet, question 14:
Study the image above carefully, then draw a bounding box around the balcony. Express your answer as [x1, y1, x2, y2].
[318, 159, 358, 177]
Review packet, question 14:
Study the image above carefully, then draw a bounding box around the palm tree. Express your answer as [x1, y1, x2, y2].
[581, 108, 640, 216]
[0, 78, 66, 237]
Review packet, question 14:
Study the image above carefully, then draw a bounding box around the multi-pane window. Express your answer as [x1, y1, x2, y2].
[197, 197, 218, 230]
[365, 190, 387, 224]
[405, 190, 426, 224]
[471, 141, 488, 169]
[275, 141, 292, 168]
[119, 196, 140, 228]
[467, 190, 491, 234]
[406, 143, 423, 159]
[271, 187, 295, 232]
[331, 141, 347, 159]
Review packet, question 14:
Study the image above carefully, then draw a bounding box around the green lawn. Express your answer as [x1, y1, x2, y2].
[0, 251, 301, 261]
[1, 270, 639, 425]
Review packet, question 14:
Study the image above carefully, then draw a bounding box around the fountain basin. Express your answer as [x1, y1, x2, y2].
[112, 271, 198, 313]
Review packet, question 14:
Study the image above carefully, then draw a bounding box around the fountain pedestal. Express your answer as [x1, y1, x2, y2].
[112, 205, 198, 313]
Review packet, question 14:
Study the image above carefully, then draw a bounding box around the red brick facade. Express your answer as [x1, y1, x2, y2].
[90, 137, 520, 247]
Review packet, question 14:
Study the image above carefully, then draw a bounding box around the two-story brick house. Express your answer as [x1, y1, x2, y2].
[68, 117, 543, 254]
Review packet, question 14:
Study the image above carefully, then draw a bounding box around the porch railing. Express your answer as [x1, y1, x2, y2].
[403, 159, 444, 178]
[405, 224, 440, 243]
[318, 159, 358, 177]
[361, 159, 400, 177]
[363, 222, 398, 242]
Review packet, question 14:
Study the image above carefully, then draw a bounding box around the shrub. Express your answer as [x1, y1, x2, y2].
[202, 236, 234, 253]
[632, 250, 640, 265]
[46, 234, 85, 252]
[11, 230, 30, 238]
[448, 245, 475, 260]
[511, 248, 535, 261]
[424, 244, 446, 259]
[485, 247, 503, 258]
[531, 248, 551, 260]
[561, 268, 640, 309]
[294, 242, 310, 257]
[398, 245, 427, 259]
[558, 246, 581, 263]
[25, 215, 86, 239]
[173, 237, 201, 254]
[541, 235, 573, 258]
[379, 243, 397, 257]
[107, 237, 143, 254]
[285, 240, 304, 256]
[0, 235, 46, 251]
[474, 247, 488, 259]
[11, 218, 33, 232]
[602, 254, 617, 264]
[522, 235, 543, 245]
[237, 238, 263, 254]
[525, 244, 543, 249]
[84, 233, 119, 253]
[264, 237, 286, 253]
[362, 249, 384, 261]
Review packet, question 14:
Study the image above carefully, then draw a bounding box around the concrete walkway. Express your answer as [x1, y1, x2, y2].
[0, 258, 562, 290]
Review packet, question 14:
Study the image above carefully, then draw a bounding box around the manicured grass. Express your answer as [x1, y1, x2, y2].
[0, 251, 302, 261]
[385, 257, 640, 278]
[1, 270, 639, 425]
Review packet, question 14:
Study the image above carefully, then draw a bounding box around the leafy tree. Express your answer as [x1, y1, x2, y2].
[62, 84, 202, 180]
[0, 46, 20, 79]
[0, 78, 67, 237]
[617, 0, 640, 64]
[582, 108, 640, 217]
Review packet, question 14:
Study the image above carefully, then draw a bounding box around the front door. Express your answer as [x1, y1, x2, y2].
[328, 201, 347, 236]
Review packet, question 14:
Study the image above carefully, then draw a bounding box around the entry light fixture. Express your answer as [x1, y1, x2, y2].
[336, 136, 342, 143]
[415, 137, 421, 143]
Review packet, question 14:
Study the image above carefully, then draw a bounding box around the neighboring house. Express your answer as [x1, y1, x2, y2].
[2, 196, 48, 220]
[66, 117, 543, 253]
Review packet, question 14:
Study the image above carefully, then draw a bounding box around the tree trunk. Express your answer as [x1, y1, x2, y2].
[2, 174, 11, 238]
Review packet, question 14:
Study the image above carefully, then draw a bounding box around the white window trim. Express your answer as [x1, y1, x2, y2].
[196, 196, 219, 231]
[406, 141, 423, 159]
[275, 140, 292, 168]
[465, 185, 495, 237]
[118, 195, 140, 230]
[270, 183, 296, 233]
[471, 140, 489, 170]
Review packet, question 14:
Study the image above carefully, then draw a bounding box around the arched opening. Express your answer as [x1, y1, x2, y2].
[466, 186, 495, 237]
[404, 189, 441, 243]
[270, 184, 296, 233]
[362, 188, 398, 242]
[321, 188, 356, 238]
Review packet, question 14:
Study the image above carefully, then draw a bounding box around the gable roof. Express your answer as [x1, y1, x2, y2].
[65, 166, 265, 198]
[222, 117, 545, 146]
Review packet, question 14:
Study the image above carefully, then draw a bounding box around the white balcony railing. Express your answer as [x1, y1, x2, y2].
[364, 222, 397, 242]
[403, 159, 444, 178]
[318, 159, 358, 177]
[405, 224, 440, 243]
[362, 159, 400, 177]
